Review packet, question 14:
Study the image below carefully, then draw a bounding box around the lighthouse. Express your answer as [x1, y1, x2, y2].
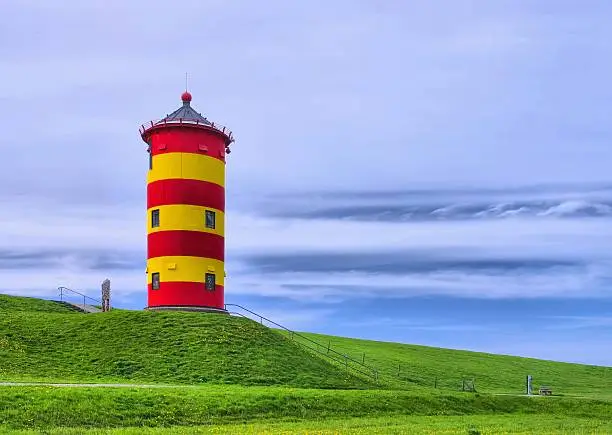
[139, 91, 234, 312]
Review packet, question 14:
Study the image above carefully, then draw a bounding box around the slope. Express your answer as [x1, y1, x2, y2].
[0, 294, 370, 389]
[298, 331, 612, 398]
[0, 294, 79, 314]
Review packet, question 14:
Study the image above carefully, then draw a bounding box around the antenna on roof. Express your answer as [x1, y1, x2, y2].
[185, 72, 189, 92]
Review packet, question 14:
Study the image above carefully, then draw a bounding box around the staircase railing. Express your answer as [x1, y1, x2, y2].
[57, 286, 101, 308]
[224, 303, 379, 383]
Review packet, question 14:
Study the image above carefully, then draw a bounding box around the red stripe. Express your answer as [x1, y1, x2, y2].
[148, 128, 226, 161]
[148, 282, 224, 309]
[147, 231, 224, 260]
[147, 179, 225, 210]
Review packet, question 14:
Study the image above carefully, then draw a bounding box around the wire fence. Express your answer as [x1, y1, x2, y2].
[46, 292, 483, 392]
[225, 304, 484, 392]
[225, 304, 379, 384]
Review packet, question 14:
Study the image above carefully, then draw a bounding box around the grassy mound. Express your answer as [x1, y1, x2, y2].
[298, 331, 612, 398]
[0, 294, 79, 314]
[0, 295, 370, 389]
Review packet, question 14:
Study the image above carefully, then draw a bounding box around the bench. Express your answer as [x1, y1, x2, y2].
[539, 386, 552, 396]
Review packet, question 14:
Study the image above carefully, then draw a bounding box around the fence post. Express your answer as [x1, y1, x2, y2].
[434, 377, 437, 388]
[345, 355, 348, 371]
[327, 341, 330, 354]
[397, 364, 401, 377]
[362, 353, 365, 364]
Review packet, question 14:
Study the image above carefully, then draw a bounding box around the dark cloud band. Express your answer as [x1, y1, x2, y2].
[0, 249, 143, 271]
[242, 251, 584, 275]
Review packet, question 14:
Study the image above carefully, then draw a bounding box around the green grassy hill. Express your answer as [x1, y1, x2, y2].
[0, 294, 369, 389]
[2, 294, 612, 433]
[1, 294, 611, 399]
[296, 331, 612, 398]
[0, 294, 78, 313]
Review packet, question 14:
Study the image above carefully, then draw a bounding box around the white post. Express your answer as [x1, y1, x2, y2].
[527, 375, 532, 395]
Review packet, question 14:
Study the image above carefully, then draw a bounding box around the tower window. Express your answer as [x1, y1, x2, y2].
[205, 273, 216, 291]
[151, 272, 160, 290]
[151, 209, 160, 228]
[205, 210, 216, 229]
[148, 142, 153, 170]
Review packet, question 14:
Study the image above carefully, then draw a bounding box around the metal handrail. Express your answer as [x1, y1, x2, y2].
[225, 310, 376, 381]
[57, 286, 101, 308]
[225, 303, 379, 382]
[139, 118, 234, 142]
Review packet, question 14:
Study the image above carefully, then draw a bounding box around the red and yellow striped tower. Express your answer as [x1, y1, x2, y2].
[139, 91, 234, 312]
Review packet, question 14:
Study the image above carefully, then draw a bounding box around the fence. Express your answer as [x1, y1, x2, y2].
[47, 292, 480, 391]
[57, 286, 101, 308]
[224, 304, 482, 392]
[225, 303, 380, 384]
[139, 118, 234, 142]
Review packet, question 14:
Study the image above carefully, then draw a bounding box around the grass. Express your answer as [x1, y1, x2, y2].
[1, 385, 611, 431]
[7, 414, 612, 434]
[2, 293, 612, 433]
[0, 295, 370, 389]
[292, 330, 612, 398]
[0, 294, 78, 314]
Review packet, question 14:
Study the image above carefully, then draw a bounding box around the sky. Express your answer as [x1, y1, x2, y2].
[1, 0, 611, 366]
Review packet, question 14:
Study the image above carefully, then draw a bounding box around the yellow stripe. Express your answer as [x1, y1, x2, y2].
[147, 152, 225, 186]
[147, 204, 225, 236]
[147, 256, 225, 285]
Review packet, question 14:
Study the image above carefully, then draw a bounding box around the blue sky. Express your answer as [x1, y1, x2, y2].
[1, 1, 611, 366]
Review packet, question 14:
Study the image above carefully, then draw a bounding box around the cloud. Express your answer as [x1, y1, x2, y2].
[241, 251, 583, 275]
[341, 317, 492, 333]
[544, 315, 612, 330]
[226, 268, 611, 301]
[5, 0, 612, 204]
[255, 185, 612, 222]
[3, 1, 612, 364]
[3, 186, 612, 303]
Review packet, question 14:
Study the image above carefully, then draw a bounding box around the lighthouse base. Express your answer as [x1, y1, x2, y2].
[145, 305, 229, 314]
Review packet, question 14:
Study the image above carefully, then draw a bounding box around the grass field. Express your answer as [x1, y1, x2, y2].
[1, 293, 611, 433]
[6, 414, 612, 434]
[296, 331, 612, 398]
[1, 385, 611, 432]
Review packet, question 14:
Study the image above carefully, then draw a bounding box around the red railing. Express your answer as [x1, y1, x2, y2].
[139, 118, 234, 143]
